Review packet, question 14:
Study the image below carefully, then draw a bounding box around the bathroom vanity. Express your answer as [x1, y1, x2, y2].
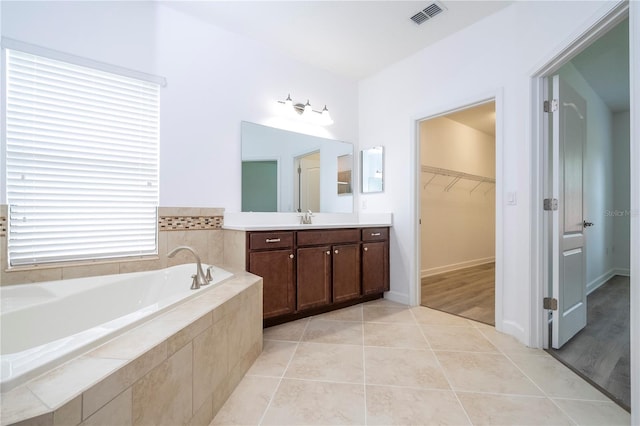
[224, 214, 391, 327]
[248, 226, 389, 326]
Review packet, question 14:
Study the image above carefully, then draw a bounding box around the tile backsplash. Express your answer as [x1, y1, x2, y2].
[0, 206, 226, 286]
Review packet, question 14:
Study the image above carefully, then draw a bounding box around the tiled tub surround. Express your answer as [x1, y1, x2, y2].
[0, 268, 263, 426]
[0, 206, 225, 286]
[1, 263, 234, 391]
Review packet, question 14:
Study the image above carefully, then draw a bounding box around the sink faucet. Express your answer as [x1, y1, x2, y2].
[167, 246, 208, 290]
[299, 210, 313, 225]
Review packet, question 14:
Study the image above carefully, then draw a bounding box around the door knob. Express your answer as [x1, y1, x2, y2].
[583, 220, 594, 227]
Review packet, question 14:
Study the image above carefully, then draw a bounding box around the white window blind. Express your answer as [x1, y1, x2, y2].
[5, 48, 160, 266]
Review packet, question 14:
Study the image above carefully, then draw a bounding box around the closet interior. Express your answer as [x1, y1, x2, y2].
[419, 101, 496, 325]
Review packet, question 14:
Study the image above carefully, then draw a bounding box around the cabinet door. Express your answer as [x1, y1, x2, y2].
[333, 243, 361, 303]
[362, 241, 389, 295]
[297, 246, 331, 311]
[249, 250, 295, 319]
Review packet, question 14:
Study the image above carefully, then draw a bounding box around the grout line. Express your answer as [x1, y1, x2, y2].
[409, 308, 434, 351]
[362, 311, 367, 426]
[279, 376, 365, 386]
[256, 319, 310, 426]
[498, 349, 582, 424]
[455, 389, 549, 399]
[412, 308, 475, 426]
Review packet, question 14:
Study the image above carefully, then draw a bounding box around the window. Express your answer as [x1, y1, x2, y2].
[4, 47, 160, 266]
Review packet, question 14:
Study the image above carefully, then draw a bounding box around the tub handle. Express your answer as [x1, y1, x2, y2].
[206, 266, 214, 282]
[266, 238, 281, 243]
[191, 274, 200, 290]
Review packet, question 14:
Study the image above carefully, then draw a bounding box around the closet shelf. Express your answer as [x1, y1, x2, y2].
[422, 165, 495, 193]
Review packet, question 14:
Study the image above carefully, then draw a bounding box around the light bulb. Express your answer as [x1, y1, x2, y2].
[321, 105, 334, 125]
[303, 100, 313, 117]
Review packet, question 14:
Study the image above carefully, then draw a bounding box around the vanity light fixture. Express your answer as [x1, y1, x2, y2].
[277, 94, 334, 126]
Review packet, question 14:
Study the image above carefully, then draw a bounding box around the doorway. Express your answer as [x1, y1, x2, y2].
[418, 101, 496, 325]
[541, 16, 631, 411]
[293, 151, 320, 212]
[242, 160, 278, 212]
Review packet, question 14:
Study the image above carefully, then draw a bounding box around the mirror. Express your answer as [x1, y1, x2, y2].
[241, 121, 353, 212]
[361, 146, 384, 193]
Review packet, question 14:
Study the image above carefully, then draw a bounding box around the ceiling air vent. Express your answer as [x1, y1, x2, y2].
[410, 2, 446, 25]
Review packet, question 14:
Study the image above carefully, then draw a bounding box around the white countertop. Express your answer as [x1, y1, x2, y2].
[223, 212, 392, 231]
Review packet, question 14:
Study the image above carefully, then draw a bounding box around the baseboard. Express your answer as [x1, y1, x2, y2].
[421, 257, 495, 278]
[498, 320, 527, 346]
[383, 290, 409, 305]
[613, 267, 630, 277]
[586, 269, 616, 295]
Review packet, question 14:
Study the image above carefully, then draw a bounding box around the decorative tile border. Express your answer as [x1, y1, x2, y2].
[0, 216, 6, 237]
[0, 205, 226, 235]
[158, 215, 223, 231]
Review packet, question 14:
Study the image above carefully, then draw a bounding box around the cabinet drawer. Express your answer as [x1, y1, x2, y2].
[297, 229, 360, 246]
[249, 232, 294, 250]
[362, 227, 388, 241]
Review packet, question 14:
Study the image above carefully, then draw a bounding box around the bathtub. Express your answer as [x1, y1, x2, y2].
[0, 263, 233, 392]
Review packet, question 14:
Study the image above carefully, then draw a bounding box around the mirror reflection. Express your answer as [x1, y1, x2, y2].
[241, 121, 353, 212]
[361, 146, 384, 193]
[337, 154, 353, 195]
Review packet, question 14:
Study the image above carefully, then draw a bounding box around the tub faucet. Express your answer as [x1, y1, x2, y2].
[167, 246, 208, 290]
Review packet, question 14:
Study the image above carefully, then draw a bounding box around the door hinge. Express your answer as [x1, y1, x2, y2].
[543, 297, 558, 310]
[543, 99, 558, 113]
[543, 198, 558, 211]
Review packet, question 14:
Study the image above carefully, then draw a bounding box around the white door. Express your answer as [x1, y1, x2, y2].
[551, 75, 588, 349]
[294, 152, 320, 212]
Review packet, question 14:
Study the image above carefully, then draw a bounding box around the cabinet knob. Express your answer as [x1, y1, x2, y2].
[364, 247, 368, 252]
[326, 251, 330, 255]
[334, 249, 339, 254]
[289, 254, 294, 259]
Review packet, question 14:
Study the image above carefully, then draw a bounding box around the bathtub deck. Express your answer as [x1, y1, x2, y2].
[0, 267, 262, 426]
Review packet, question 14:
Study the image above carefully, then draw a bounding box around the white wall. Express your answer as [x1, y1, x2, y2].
[559, 62, 615, 293]
[358, 1, 619, 343]
[612, 110, 631, 274]
[0, 1, 359, 208]
[420, 117, 495, 275]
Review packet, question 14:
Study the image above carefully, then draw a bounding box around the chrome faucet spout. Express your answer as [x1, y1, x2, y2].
[167, 245, 208, 289]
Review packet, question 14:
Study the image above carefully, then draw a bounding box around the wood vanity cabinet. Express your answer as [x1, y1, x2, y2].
[247, 232, 295, 319]
[332, 243, 361, 303]
[297, 229, 361, 306]
[361, 228, 390, 295]
[246, 226, 389, 326]
[296, 245, 331, 310]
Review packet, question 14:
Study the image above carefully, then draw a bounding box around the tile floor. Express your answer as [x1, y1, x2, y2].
[210, 299, 630, 425]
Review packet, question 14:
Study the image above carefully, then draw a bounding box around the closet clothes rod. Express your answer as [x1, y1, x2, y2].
[422, 165, 495, 193]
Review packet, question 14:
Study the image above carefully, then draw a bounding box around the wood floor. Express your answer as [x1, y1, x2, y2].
[421, 263, 495, 325]
[550, 275, 630, 411]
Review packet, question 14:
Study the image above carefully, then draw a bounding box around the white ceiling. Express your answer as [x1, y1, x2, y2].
[570, 18, 629, 112]
[164, 1, 513, 80]
[445, 101, 495, 136]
